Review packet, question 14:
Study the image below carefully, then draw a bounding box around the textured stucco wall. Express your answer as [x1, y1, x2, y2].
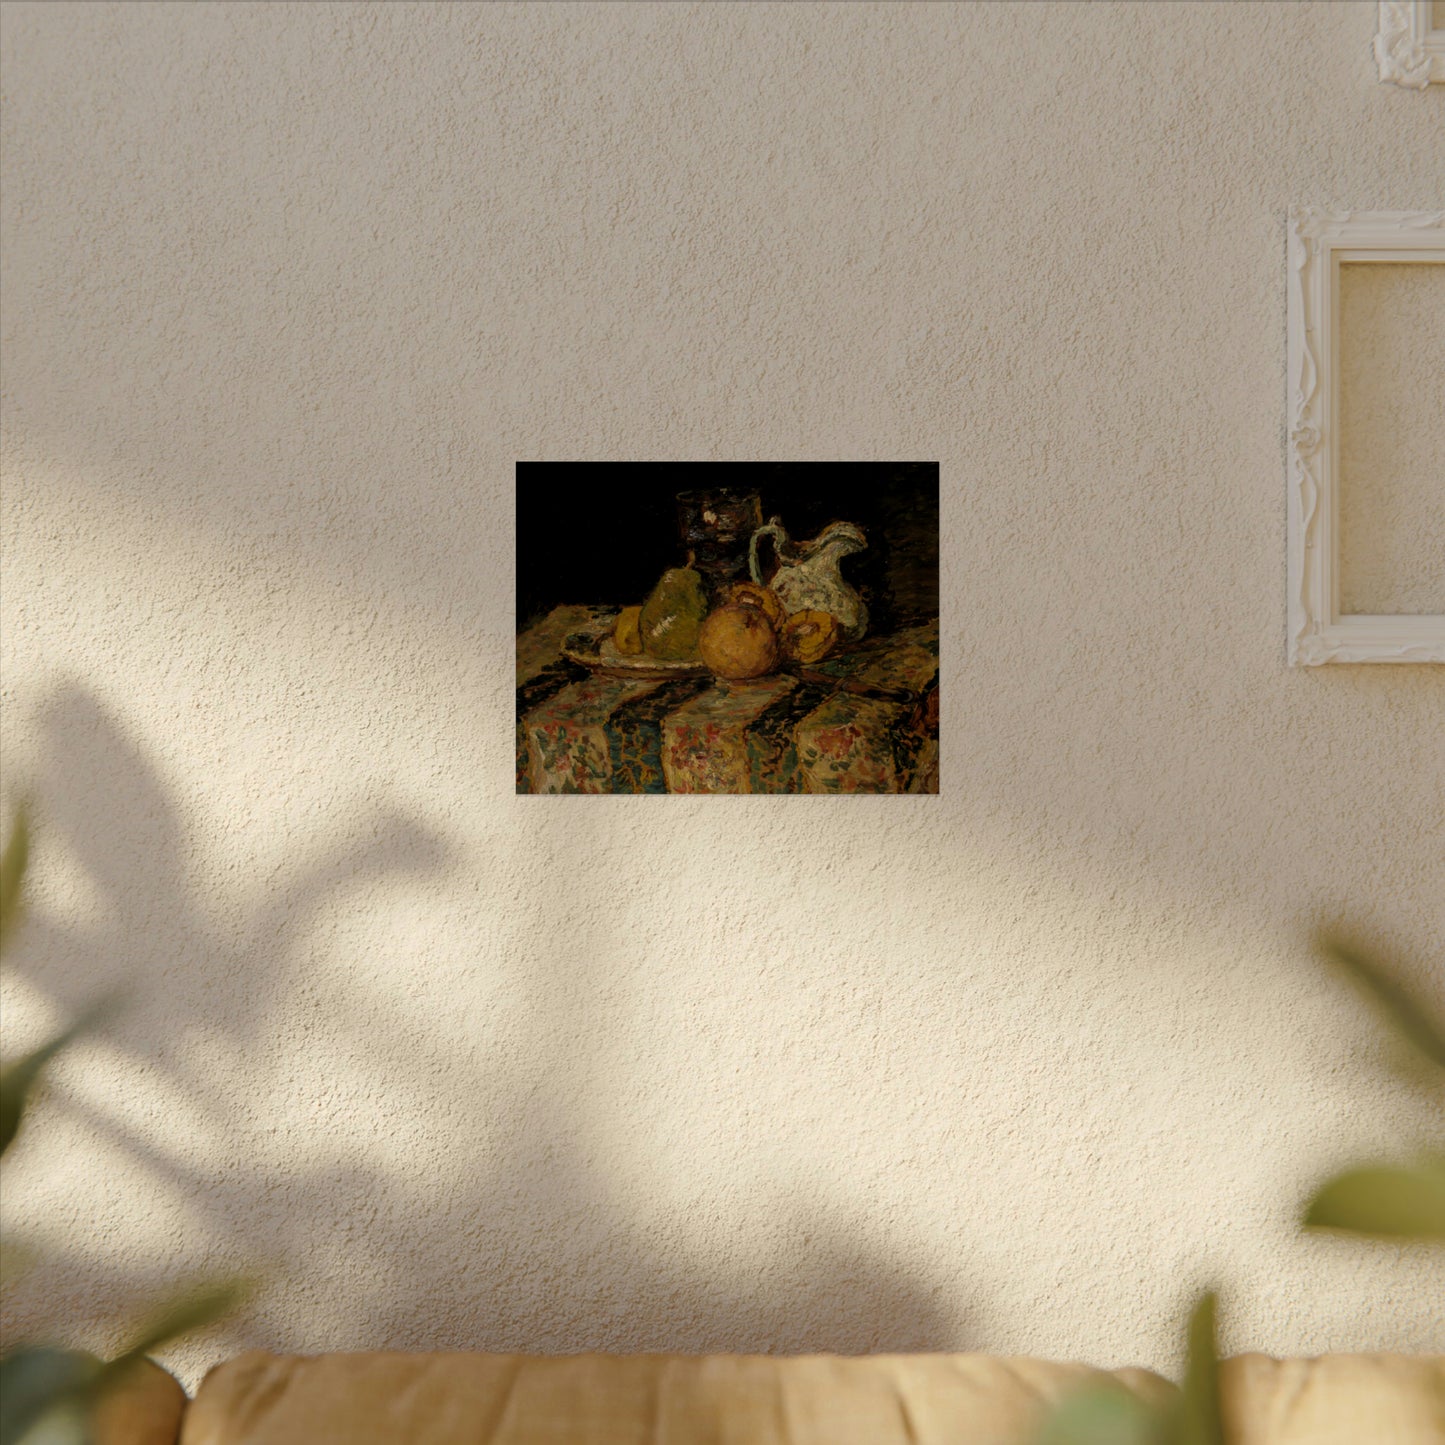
[1337, 262, 1445, 615]
[1, 1, 1442, 1390]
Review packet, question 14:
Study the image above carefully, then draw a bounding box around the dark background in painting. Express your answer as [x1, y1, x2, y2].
[516, 462, 938, 635]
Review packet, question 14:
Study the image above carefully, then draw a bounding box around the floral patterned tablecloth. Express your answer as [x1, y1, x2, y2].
[517, 606, 939, 794]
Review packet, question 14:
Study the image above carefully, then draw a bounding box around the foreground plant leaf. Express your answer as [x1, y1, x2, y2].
[1318, 935, 1445, 1075]
[102, 1277, 251, 1377]
[1304, 1157, 1445, 1240]
[1034, 1380, 1161, 1445]
[1033, 1293, 1221, 1445]
[0, 1237, 38, 1288]
[0, 994, 116, 1161]
[0, 1283, 249, 1445]
[0, 1025, 86, 1161]
[0, 806, 29, 953]
[0, 800, 250, 1445]
[0, 1348, 98, 1445]
[1169, 1291, 1223, 1445]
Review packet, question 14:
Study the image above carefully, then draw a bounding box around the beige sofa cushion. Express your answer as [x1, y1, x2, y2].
[1220, 1353, 1445, 1445]
[93, 1358, 188, 1445]
[179, 1350, 1174, 1445]
[178, 1349, 1445, 1444]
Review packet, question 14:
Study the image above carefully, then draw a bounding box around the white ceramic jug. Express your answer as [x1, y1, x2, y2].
[749, 518, 868, 641]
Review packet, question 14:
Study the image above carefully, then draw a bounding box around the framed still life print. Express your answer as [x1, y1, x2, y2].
[516, 462, 940, 793]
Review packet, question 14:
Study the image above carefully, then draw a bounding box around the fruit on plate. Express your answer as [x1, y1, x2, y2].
[640, 566, 708, 660]
[781, 610, 838, 664]
[720, 580, 785, 631]
[613, 605, 643, 656]
[698, 603, 779, 679]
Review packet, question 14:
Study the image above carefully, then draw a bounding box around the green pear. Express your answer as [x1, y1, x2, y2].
[640, 567, 708, 660]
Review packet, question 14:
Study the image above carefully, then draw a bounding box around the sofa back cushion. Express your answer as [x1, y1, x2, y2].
[179, 1349, 1445, 1444]
[179, 1350, 1173, 1445]
[1220, 1353, 1445, 1445]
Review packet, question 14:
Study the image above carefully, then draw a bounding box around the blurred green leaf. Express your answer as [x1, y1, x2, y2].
[0, 1285, 248, 1445]
[1, 1028, 83, 1161]
[1, 996, 119, 1159]
[0, 806, 29, 954]
[1034, 1380, 1162, 1445]
[1318, 935, 1445, 1075]
[100, 1277, 250, 1377]
[1168, 1291, 1223, 1445]
[16, 1409, 90, 1445]
[0, 1238, 38, 1288]
[0, 1348, 97, 1445]
[1304, 1156, 1445, 1240]
[0, 796, 252, 1435]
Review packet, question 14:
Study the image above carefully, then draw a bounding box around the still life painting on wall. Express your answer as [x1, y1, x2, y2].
[516, 463, 939, 794]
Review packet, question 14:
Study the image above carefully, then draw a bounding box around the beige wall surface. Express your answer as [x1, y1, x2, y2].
[1, 1, 1442, 1389]
[1337, 262, 1445, 615]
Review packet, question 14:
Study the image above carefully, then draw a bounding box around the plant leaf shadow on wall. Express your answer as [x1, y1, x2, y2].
[1, 680, 969, 1368]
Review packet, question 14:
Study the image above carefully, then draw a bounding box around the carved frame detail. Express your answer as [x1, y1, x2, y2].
[1375, 1, 1444, 87]
[1286, 208, 1445, 665]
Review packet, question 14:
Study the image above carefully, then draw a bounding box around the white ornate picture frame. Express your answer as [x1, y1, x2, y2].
[1287, 209, 1445, 665]
[1376, 1, 1445, 87]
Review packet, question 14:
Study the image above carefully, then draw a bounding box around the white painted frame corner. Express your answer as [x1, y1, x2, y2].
[1376, 1, 1445, 86]
[1286, 208, 1445, 665]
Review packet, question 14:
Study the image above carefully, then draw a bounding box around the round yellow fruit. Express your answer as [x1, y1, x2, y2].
[614, 605, 643, 656]
[781, 610, 838, 664]
[698, 603, 779, 680]
[721, 581, 785, 631]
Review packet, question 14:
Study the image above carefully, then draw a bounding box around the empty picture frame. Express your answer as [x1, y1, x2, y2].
[1376, 1, 1445, 87]
[1286, 208, 1445, 665]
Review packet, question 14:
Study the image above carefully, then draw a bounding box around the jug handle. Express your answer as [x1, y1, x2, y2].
[813, 520, 867, 551]
[749, 520, 787, 585]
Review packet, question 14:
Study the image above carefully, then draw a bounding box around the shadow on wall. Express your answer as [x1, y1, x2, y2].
[1, 680, 969, 1364]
